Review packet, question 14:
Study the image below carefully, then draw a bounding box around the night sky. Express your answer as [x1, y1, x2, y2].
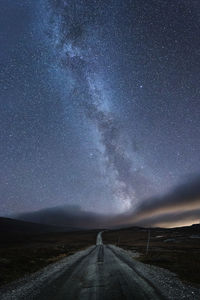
[1, 0, 200, 227]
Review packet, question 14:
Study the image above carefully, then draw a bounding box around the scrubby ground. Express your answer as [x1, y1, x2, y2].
[103, 224, 200, 287]
[0, 230, 97, 286]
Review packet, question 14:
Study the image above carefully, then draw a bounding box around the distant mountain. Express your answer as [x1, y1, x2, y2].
[0, 217, 77, 235]
[14, 205, 114, 229]
[12, 205, 200, 231]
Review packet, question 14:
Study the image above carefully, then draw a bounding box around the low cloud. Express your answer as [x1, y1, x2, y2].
[117, 175, 200, 227]
[133, 209, 200, 228]
[15, 205, 116, 229]
[14, 176, 200, 229]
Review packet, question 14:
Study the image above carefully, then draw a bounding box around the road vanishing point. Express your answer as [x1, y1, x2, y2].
[0, 231, 167, 300]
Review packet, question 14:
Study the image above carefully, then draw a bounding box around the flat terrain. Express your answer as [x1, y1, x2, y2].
[0, 218, 97, 286]
[1, 232, 200, 300]
[1, 218, 200, 299]
[103, 224, 200, 286]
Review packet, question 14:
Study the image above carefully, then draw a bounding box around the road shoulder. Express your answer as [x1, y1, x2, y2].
[109, 245, 200, 300]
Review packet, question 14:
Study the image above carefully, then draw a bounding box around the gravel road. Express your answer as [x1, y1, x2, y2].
[0, 232, 200, 299]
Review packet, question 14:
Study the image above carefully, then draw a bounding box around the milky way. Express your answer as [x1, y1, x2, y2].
[1, 0, 200, 226]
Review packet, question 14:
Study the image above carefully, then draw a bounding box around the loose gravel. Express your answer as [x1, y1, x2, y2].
[110, 245, 200, 300]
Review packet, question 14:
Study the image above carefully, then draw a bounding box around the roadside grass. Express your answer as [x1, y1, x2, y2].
[1, 225, 200, 287]
[103, 226, 200, 287]
[0, 231, 97, 286]
[139, 250, 200, 287]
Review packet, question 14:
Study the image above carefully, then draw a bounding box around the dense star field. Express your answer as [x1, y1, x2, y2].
[1, 0, 200, 227]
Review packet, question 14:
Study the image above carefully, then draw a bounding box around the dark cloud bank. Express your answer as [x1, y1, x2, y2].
[15, 176, 200, 228]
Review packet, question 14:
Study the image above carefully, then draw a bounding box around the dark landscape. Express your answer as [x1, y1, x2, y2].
[1, 217, 200, 289]
[0, 217, 97, 286]
[103, 224, 200, 287]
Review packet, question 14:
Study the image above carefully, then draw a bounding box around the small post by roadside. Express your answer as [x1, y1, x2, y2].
[117, 236, 120, 247]
[146, 228, 150, 255]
